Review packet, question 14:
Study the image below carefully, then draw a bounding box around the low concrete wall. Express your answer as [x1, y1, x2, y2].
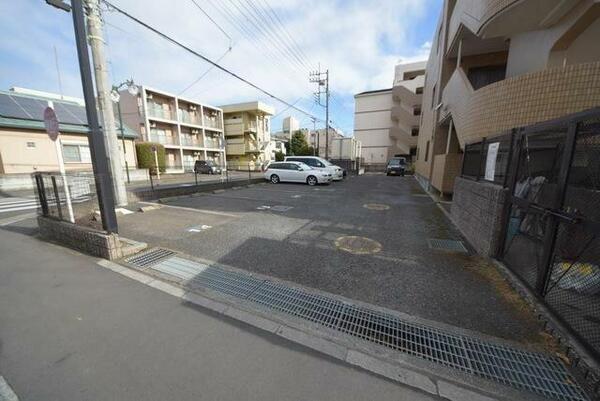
[37, 216, 145, 260]
[127, 177, 265, 202]
[451, 177, 508, 257]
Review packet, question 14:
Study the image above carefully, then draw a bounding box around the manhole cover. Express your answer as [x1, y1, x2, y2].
[363, 203, 390, 210]
[335, 236, 382, 255]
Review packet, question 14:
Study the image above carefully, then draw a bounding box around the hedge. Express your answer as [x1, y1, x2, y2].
[136, 142, 166, 174]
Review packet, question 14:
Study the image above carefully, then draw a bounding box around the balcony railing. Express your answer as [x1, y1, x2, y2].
[244, 121, 257, 132]
[204, 137, 222, 149]
[147, 104, 174, 121]
[203, 116, 222, 129]
[179, 135, 203, 147]
[148, 132, 178, 145]
[179, 110, 202, 126]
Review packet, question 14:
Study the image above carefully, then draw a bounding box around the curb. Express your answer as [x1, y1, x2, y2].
[97, 258, 553, 401]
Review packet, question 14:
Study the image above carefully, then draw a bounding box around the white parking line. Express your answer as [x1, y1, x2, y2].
[139, 202, 239, 218]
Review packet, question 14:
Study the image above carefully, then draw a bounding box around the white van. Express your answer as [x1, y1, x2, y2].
[284, 156, 344, 181]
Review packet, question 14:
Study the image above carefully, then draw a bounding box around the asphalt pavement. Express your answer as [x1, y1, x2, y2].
[0, 218, 443, 401]
[118, 175, 547, 348]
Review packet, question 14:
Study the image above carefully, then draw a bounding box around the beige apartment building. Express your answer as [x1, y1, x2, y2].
[416, 0, 600, 194]
[0, 88, 137, 176]
[220, 101, 275, 169]
[353, 61, 425, 167]
[118, 85, 225, 172]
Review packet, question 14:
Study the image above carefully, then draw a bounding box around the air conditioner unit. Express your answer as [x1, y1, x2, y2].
[191, 129, 199, 134]
[189, 105, 197, 111]
[150, 122, 156, 128]
[147, 93, 153, 100]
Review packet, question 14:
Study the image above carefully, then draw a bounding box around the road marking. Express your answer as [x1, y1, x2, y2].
[139, 201, 239, 218]
[0, 212, 37, 226]
[188, 224, 212, 233]
[0, 376, 19, 401]
[363, 203, 390, 211]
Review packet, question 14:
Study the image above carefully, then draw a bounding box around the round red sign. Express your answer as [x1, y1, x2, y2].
[44, 106, 60, 141]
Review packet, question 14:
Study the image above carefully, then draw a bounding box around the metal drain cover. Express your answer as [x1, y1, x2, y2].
[271, 205, 293, 212]
[428, 239, 468, 253]
[335, 236, 382, 254]
[363, 203, 390, 210]
[124, 248, 175, 268]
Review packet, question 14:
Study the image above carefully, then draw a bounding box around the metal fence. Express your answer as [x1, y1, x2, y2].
[461, 130, 514, 185]
[33, 171, 102, 228]
[492, 108, 600, 383]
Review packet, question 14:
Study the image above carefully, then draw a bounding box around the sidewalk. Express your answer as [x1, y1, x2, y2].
[0, 219, 442, 401]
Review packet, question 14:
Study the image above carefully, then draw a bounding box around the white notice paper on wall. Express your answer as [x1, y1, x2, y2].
[484, 142, 500, 181]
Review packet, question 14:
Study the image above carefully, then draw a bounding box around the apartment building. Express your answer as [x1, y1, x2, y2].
[353, 61, 425, 167]
[416, 0, 600, 194]
[118, 86, 225, 172]
[0, 87, 137, 175]
[220, 101, 275, 169]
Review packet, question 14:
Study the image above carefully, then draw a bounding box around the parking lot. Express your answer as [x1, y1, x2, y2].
[119, 174, 546, 348]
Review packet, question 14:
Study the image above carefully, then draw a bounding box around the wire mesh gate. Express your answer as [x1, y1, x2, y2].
[498, 109, 600, 379]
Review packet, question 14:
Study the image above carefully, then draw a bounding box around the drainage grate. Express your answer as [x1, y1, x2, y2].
[125, 254, 587, 401]
[152, 257, 263, 299]
[427, 238, 468, 253]
[124, 248, 175, 268]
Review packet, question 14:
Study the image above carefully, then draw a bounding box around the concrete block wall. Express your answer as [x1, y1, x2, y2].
[451, 177, 508, 256]
[38, 216, 122, 260]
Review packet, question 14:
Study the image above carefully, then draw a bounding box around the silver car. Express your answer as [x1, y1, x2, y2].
[264, 161, 332, 185]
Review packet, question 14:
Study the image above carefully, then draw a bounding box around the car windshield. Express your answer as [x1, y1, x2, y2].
[389, 159, 405, 166]
[321, 159, 333, 166]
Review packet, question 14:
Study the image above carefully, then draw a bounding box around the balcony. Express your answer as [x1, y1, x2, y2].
[390, 105, 419, 126]
[179, 110, 202, 126]
[148, 131, 178, 146]
[245, 141, 260, 153]
[203, 115, 222, 130]
[147, 104, 175, 121]
[244, 121, 257, 132]
[440, 61, 600, 146]
[179, 135, 203, 148]
[389, 126, 418, 148]
[204, 137, 222, 149]
[392, 85, 422, 107]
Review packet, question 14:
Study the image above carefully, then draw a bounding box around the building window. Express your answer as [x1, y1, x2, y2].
[413, 107, 421, 116]
[431, 85, 436, 110]
[424, 141, 430, 162]
[63, 143, 91, 163]
[26, 141, 36, 148]
[416, 87, 423, 95]
[411, 128, 419, 137]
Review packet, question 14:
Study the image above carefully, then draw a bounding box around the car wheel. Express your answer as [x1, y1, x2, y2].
[307, 175, 318, 186]
[270, 174, 280, 184]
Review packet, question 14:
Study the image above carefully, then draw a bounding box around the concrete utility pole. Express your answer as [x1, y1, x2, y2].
[309, 67, 330, 159]
[86, 0, 127, 206]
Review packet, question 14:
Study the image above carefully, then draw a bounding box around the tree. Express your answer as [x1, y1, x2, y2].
[136, 142, 166, 174]
[274, 151, 285, 161]
[289, 130, 314, 156]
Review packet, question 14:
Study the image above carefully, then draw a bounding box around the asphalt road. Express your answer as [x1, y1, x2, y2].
[119, 175, 546, 348]
[0, 219, 442, 401]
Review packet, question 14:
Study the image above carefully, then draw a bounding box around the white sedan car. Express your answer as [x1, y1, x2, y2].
[264, 161, 332, 185]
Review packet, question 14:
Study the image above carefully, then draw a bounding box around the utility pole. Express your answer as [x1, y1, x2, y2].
[46, 0, 118, 232]
[309, 67, 330, 159]
[86, 0, 127, 206]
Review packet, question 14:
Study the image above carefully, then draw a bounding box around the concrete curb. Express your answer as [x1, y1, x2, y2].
[97, 258, 552, 401]
[0, 376, 18, 401]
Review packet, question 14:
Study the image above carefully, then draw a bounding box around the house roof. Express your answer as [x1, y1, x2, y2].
[354, 88, 393, 97]
[0, 89, 138, 139]
[219, 101, 275, 115]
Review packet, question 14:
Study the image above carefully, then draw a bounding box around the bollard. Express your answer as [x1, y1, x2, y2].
[195, 170, 198, 186]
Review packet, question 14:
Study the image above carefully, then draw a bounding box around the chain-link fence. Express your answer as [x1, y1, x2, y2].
[461, 130, 513, 185]
[496, 109, 600, 382]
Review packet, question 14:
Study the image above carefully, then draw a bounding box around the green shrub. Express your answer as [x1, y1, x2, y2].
[274, 151, 285, 161]
[136, 142, 166, 174]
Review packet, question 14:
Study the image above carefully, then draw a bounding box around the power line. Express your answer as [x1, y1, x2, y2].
[102, 0, 320, 121]
[256, 0, 313, 71]
[189, 0, 233, 47]
[178, 47, 232, 95]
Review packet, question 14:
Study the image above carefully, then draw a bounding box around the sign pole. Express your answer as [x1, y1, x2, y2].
[45, 101, 74, 223]
[152, 146, 160, 180]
